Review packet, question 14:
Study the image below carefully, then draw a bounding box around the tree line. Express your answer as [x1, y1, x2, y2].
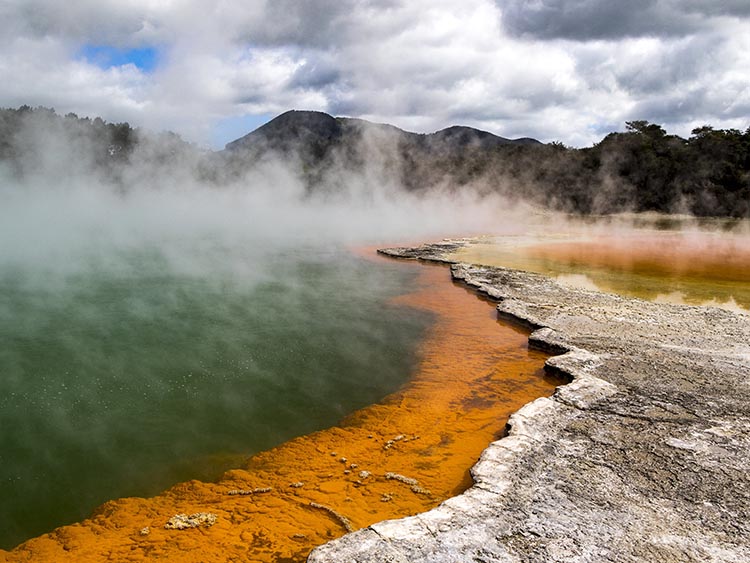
[1, 106, 747, 217]
[415, 120, 750, 217]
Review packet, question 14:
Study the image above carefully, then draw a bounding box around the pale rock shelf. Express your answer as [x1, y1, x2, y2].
[308, 241, 750, 563]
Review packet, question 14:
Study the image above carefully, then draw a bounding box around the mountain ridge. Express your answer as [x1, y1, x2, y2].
[1, 106, 748, 217]
[223, 109, 541, 153]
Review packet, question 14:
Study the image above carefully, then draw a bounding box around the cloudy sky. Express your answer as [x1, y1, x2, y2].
[1, 0, 748, 148]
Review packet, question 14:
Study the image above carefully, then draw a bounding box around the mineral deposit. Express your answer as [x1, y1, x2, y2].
[309, 242, 750, 563]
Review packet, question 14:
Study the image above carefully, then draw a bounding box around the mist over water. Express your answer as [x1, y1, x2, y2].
[0, 160, 527, 549]
[5, 110, 745, 550]
[0, 242, 434, 548]
[455, 214, 750, 312]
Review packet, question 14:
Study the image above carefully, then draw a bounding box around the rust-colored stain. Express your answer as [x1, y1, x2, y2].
[526, 234, 750, 283]
[457, 230, 750, 310]
[1, 256, 559, 563]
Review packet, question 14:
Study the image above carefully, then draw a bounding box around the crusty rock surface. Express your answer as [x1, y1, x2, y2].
[308, 242, 750, 563]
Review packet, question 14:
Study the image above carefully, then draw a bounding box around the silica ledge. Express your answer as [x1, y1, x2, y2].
[308, 241, 750, 563]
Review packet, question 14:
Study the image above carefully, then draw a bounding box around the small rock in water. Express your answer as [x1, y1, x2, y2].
[164, 513, 217, 530]
[383, 434, 410, 450]
[226, 487, 272, 496]
[385, 472, 418, 486]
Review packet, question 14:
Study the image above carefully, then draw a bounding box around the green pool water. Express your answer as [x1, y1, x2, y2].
[0, 242, 431, 549]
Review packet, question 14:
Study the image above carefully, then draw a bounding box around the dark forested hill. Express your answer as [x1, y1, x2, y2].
[220, 111, 749, 217]
[219, 110, 540, 190]
[224, 110, 537, 154]
[0, 105, 202, 185]
[1, 106, 748, 217]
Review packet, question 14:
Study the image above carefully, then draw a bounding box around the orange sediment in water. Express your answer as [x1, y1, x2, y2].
[526, 234, 750, 283]
[456, 230, 750, 310]
[1, 257, 560, 563]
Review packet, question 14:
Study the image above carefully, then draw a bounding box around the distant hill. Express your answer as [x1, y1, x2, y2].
[1, 106, 748, 217]
[424, 125, 541, 150]
[220, 110, 544, 193]
[224, 110, 540, 155]
[225, 110, 343, 153]
[0, 105, 203, 184]
[221, 111, 749, 217]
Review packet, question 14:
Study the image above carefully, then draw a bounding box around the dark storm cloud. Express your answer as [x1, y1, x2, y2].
[232, 0, 351, 48]
[231, 0, 406, 49]
[0, 0, 158, 46]
[499, 0, 750, 41]
[682, 0, 750, 18]
[574, 31, 722, 96]
[289, 55, 343, 90]
[632, 87, 750, 125]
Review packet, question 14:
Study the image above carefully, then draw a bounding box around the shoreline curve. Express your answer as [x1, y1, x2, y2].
[0, 248, 560, 562]
[309, 241, 750, 563]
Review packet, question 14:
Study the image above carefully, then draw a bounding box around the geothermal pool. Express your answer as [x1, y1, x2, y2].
[455, 216, 750, 313]
[0, 245, 434, 549]
[3, 209, 745, 560]
[1, 249, 563, 562]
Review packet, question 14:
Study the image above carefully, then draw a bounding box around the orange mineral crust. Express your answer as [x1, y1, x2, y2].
[1, 257, 561, 563]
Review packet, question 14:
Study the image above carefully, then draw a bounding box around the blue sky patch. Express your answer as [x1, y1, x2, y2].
[212, 113, 273, 149]
[79, 45, 159, 72]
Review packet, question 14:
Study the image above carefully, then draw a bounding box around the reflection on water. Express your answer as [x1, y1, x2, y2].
[455, 215, 750, 313]
[0, 246, 432, 550]
[554, 273, 602, 292]
[652, 291, 746, 313]
[4, 258, 562, 563]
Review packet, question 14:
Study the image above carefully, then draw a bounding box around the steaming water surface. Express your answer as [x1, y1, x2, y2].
[0, 242, 431, 549]
[456, 217, 750, 313]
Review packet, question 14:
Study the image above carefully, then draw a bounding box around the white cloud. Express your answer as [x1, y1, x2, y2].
[0, 35, 150, 121]
[0, 0, 748, 148]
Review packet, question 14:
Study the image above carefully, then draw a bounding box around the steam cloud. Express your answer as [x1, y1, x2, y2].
[0, 112, 537, 284]
[2, 114, 533, 548]
[1, 108, 748, 551]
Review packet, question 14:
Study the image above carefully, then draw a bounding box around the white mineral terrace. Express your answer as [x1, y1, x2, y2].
[309, 241, 750, 563]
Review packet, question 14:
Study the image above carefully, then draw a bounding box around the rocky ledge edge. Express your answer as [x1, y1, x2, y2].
[308, 241, 750, 562]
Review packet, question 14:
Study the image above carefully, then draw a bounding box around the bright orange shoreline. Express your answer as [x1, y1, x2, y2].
[2, 255, 562, 563]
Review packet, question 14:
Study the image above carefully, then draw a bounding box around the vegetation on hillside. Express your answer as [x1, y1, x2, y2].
[407, 119, 750, 217]
[0, 106, 202, 186]
[1, 106, 748, 217]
